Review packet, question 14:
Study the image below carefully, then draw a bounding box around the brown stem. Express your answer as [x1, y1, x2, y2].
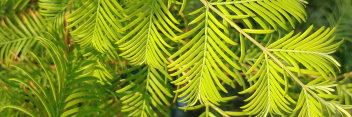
[64, 2, 73, 51]
[335, 72, 352, 80]
[180, 12, 189, 32]
[64, 12, 70, 49]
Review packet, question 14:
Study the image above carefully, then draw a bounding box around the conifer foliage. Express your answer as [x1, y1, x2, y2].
[1, 0, 352, 116]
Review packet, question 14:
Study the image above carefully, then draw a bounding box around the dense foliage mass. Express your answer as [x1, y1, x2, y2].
[0, 0, 352, 116]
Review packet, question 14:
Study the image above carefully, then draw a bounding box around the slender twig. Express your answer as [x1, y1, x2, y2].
[64, 12, 69, 50]
[9, 51, 22, 61]
[208, 103, 230, 117]
[335, 72, 352, 80]
[173, 5, 189, 32]
[64, 2, 73, 51]
[303, 72, 352, 80]
[210, 0, 265, 5]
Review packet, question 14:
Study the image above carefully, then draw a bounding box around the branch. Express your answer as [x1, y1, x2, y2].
[200, 0, 307, 89]
[210, 0, 265, 5]
[336, 72, 352, 80]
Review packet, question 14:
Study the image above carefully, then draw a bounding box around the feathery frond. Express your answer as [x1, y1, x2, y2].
[0, 11, 48, 63]
[242, 25, 343, 116]
[1, 35, 103, 116]
[116, 0, 182, 68]
[1, 0, 351, 116]
[68, 0, 123, 56]
[38, 0, 69, 17]
[169, 4, 242, 108]
[38, 0, 70, 35]
[240, 54, 296, 116]
[338, 77, 352, 106]
[293, 77, 351, 117]
[116, 65, 173, 117]
[91, 59, 113, 84]
[268, 26, 341, 79]
[0, 0, 30, 18]
[211, 0, 307, 31]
